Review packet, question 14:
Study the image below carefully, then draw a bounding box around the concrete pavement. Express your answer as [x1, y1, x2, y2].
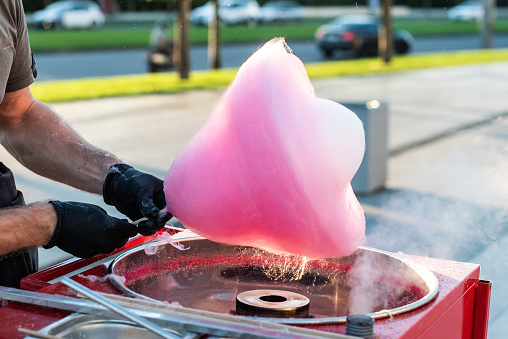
[1, 61, 507, 337]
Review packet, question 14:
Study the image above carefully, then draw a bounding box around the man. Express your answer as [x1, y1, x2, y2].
[0, 0, 171, 288]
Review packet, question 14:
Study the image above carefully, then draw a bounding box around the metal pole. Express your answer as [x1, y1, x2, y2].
[481, 0, 495, 49]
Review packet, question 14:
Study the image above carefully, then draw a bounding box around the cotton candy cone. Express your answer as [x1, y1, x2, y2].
[164, 38, 366, 258]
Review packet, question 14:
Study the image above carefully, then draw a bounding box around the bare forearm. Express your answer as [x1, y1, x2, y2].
[0, 100, 121, 194]
[0, 203, 56, 256]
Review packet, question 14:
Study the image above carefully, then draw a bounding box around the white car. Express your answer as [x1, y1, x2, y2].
[447, 1, 483, 21]
[260, 1, 303, 23]
[190, 0, 261, 26]
[32, 0, 106, 29]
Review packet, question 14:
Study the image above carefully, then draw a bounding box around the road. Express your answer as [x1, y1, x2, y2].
[33, 34, 508, 81]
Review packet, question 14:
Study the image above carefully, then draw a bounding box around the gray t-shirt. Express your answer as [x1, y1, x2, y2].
[0, 0, 35, 104]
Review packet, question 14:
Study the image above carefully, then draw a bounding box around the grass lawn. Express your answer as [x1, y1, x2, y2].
[28, 18, 508, 52]
[31, 48, 508, 103]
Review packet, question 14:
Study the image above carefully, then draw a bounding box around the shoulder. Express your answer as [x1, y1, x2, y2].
[0, 0, 28, 62]
[0, 0, 22, 25]
[0, 0, 35, 102]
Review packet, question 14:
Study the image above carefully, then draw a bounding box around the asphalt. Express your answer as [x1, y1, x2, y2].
[1, 61, 507, 337]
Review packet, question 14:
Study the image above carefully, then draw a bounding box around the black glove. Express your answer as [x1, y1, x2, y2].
[102, 164, 171, 236]
[46, 201, 138, 258]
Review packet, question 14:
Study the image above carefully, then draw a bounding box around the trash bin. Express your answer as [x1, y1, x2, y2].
[344, 101, 388, 195]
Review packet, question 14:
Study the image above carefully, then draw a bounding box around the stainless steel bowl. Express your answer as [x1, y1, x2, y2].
[108, 234, 438, 325]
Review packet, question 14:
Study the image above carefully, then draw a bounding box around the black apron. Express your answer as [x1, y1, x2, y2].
[0, 163, 38, 288]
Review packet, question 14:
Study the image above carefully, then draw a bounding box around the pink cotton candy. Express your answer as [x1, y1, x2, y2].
[164, 38, 366, 259]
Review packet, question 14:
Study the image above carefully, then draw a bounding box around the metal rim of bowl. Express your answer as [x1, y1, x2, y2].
[107, 235, 439, 325]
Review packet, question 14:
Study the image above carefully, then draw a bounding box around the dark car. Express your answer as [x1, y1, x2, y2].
[315, 17, 413, 58]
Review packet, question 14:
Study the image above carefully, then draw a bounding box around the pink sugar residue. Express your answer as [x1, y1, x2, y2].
[164, 38, 366, 259]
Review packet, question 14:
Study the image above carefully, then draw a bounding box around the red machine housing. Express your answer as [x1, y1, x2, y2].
[0, 229, 491, 339]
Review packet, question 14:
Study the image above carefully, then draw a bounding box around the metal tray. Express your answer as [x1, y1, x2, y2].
[32, 313, 196, 339]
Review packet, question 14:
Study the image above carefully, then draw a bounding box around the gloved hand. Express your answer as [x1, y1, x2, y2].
[102, 164, 172, 236]
[46, 201, 138, 258]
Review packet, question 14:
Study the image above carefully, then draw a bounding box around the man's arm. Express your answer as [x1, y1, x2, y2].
[0, 203, 55, 256]
[0, 200, 139, 258]
[0, 87, 121, 194]
[0, 86, 170, 238]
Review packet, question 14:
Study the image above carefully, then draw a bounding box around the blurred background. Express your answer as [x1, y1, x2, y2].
[20, 0, 508, 80]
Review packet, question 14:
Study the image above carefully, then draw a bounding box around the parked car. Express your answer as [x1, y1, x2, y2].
[314, 17, 414, 58]
[447, 0, 483, 21]
[32, 0, 105, 29]
[259, 1, 303, 23]
[190, 0, 261, 26]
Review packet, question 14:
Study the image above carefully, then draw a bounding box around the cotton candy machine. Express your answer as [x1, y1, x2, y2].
[0, 228, 491, 339]
[107, 233, 439, 324]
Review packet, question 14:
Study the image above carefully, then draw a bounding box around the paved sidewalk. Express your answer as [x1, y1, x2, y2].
[1, 61, 507, 337]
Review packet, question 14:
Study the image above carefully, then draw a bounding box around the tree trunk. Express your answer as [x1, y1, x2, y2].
[378, 0, 393, 63]
[178, 0, 191, 79]
[208, 0, 222, 69]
